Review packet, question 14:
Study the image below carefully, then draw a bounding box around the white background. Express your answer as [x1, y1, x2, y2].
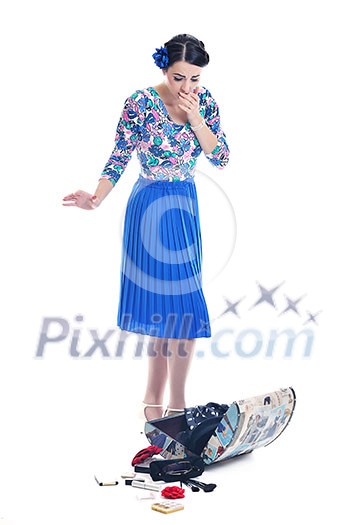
[1, 0, 349, 523]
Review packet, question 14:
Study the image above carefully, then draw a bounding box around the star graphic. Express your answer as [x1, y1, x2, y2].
[303, 310, 322, 325]
[196, 319, 211, 334]
[250, 281, 285, 310]
[219, 296, 245, 320]
[279, 294, 307, 316]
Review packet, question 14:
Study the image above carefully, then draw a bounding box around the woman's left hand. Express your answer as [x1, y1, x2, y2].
[178, 87, 202, 127]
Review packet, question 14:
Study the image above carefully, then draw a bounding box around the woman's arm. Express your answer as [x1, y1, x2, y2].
[98, 92, 144, 187]
[62, 92, 144, 210]
[93, 178, 114, 204]
[187, 116, 218, 155]
[179, 87, 230, 169]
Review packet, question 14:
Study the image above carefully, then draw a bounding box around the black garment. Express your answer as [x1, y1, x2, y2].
[175, 402, 229, 456]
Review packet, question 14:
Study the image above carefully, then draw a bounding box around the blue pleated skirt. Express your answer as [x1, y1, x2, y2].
[116, 175, 211, 339]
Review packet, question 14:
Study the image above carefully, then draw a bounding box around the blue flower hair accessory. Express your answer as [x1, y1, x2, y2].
[152, 46, 169, 68]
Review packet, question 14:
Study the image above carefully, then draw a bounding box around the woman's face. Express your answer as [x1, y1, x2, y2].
[163, 60, 202, 99]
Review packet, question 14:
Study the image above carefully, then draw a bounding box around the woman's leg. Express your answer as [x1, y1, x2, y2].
[166, 338, 196, 410]
[143, 336, 169, 420]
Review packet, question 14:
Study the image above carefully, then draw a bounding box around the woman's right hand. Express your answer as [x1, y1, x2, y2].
[62, 190, 101, 210]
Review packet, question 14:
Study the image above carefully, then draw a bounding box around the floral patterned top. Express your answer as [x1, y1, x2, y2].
[99, 85, 230, 185]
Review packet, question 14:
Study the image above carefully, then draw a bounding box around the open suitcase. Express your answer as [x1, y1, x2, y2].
[145, 387, 296, 465]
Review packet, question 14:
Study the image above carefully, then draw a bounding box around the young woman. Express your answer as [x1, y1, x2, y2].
[62, 33, 230, 422]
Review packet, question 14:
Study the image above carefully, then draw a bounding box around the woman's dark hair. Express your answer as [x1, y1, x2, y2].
[163, 34, 209, 69]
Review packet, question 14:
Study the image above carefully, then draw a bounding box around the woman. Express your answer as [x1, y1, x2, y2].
[62, 34, 230, 422]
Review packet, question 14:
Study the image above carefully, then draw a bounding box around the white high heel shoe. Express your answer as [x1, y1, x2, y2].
[162, 407, 185, 418]
[139, 402, 164, 422]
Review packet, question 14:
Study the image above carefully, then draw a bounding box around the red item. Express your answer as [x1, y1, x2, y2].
[161, 486, 185, 499]
[131, 445, 163, 466]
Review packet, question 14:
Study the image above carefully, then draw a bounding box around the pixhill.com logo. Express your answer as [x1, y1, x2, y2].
[35, 280, 320, 359]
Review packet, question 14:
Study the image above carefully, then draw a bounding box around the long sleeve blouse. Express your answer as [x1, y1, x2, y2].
[99, 85, 230, 185]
